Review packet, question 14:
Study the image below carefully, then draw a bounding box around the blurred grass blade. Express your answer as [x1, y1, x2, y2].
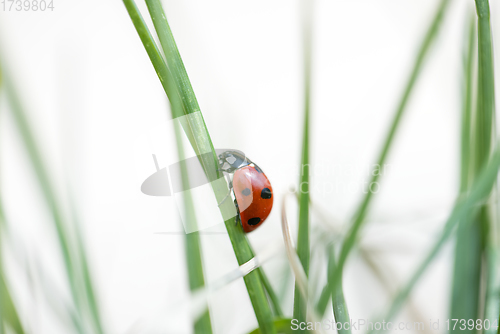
[178, 169, 213, 334]
[278, 262, 292, 305]
[71, 209, 104, 334]
[123, 1, 276, 332]
[281, 195, 325, 334]
[3, 74, 77, 307]
[315, 246, 351, 332]
[294, 0, 313, 328]
[0, 275, 24, 334]
[0, 203, 25, 334]
[371, 141, 500, 333]
[459, 12, 476, 193]
[0, 70, 71, 332]
[248, 319, 294, 334]
[450, 11, 481, 332]
[169, 76, 213, 333]
[323, 0, 451, 312]
[0, 70, 23, 334]
[2, 68, 102, 333]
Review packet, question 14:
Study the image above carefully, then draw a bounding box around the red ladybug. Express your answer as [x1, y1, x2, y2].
[218, 151, 273, 233]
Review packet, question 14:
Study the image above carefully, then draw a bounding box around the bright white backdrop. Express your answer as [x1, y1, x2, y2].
[1, 0, 499, 333]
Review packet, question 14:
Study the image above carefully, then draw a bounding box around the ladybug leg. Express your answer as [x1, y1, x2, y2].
[234, 199, 241, 226]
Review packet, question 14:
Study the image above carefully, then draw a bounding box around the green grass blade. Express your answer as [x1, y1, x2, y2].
[293, 0, 313, 328]
[474, 0, 495, 170]
[185, 234, 213, 334]
[459, 12, 476, 194]
[474, 0, 497, 325]
[121, 0, 174, 106]
[257, 268, 283, 317]
[145, 1, 198, 115]
[450, 210, 482, 330]
[278, 263, 292, 306]
[281, 195, 325, 328]
[485, 243, 500, 334]
[371, 141, 500, 334]
[321, 0, 451, 313]
[316, 285, 330, 317]
[328, 246, 350, 334]
[223, 227, 276, 333]
[315, 246, 351, 333]
[122, 2, 275, 332]
[450, 11, 481, 331]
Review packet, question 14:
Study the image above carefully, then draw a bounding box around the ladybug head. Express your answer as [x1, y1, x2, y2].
[218, 150, 249, 172]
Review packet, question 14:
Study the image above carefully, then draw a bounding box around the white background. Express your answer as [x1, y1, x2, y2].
[1, 0, 499, 333]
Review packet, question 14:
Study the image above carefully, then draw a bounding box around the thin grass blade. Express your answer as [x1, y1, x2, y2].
[315, 246, 351, 333]
[281, 195, 325, 334]
[257, 268, 284, 317]
[294, 0, 313, 328]
[473, 0, 497, 326]
[327, 246, 350, 334]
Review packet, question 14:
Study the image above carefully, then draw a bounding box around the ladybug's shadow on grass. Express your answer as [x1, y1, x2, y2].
[141, 149, 247, 197]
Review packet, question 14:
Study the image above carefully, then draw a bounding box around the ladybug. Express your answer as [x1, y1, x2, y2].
[218, 150, 273, 233]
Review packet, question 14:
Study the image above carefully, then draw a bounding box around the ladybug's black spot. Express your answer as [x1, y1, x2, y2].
[248, 217, 261, 226]
[261, 188, 272, 199]
[241, 188, 251, 196]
